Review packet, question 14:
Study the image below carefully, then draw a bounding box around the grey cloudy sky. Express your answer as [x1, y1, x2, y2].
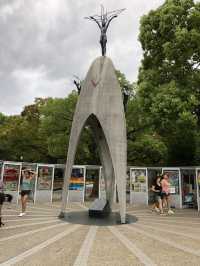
[0, 0, 164, 115]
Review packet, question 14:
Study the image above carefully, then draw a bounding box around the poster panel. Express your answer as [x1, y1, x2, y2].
[20, 163, 37, 200]
[0, 161, 3, 178]
[130, 169, 147, 192]
[162, 170, 179, 194]
[197, 169, 200, 198]
[99, 169, 106, 200]
[37, 166, 53, 190]
[3, 163, 21, 191]
[53, 167, 64, 191]
[52, 167, 65, 201]
[85, 169, 99, 200]
[69, 168, 84, 191]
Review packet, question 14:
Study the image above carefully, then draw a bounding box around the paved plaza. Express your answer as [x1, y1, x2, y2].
[0, 202, 200, 265]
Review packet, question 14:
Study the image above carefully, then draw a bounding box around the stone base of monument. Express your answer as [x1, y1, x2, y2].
[89, 199, 111, 218]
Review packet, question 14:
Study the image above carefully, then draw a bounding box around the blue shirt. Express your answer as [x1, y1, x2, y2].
[21, 178, 34, 191]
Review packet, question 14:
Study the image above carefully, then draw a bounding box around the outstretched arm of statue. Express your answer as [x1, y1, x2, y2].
[89, 16, 101, 29]
[105, 15, 117, 31]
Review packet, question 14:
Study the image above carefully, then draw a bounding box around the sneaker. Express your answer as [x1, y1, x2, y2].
[168, 209, 174, 215]
[18, 212, 26, 217]
[155, 207, 160, 213]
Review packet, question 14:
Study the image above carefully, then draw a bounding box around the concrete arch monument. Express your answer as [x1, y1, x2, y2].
[60, 56, 127, 223]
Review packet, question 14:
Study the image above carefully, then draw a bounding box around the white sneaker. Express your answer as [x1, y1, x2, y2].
[18, 212, 26, 217]
[168, 209, 174, 215]
[155, 207, 160, 213]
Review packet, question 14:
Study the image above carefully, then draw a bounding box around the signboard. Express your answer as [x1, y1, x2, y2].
[85, 169, 99, 200]
[53, 167, 64, 191]
[69, 168, 84, 191]
[197, 169, 200, 197]
[130, 169, 147, 192]
[37, 166, 53, 190]
[3, 164, 21, 191]
[0, 161, 3, 178]
[99, 168, 106, 200]
[169, 187, 176, 194]
[162, 170, 180, 194]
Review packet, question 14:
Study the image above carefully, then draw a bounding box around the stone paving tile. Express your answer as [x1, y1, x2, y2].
[0, 222, 71, 263]
[87, 227, 143, 266]
[1, 202, 200, 266]
[0, 220, 60, 238]
[15, 226, 89, 266]
[134, 224, 200, 250]
[137, 219, 200, 234]
[118, 225, 200, 266]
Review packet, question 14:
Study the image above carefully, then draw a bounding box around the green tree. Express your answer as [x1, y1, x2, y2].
[116, 70, 168, 166]
[39, 91, 100, 164]
[138, 0, 200, 165]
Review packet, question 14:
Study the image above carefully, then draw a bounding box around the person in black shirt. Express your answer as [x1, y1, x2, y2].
[151, 176, 164, 214]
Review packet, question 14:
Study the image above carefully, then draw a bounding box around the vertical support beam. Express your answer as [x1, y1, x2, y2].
[196, 168, 200, 212]
[50, 166, 55, 203]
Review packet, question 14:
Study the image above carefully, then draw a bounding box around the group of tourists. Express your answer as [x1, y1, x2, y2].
[151, 173, 174, 215]
[0, 169, 35, 227]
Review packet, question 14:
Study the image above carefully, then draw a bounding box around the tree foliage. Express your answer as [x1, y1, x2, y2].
[138, 0, 200, 165]
[0, 0, 200, 166]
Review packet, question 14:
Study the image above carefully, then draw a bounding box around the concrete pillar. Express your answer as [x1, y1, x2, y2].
[60, 56, 127, 223]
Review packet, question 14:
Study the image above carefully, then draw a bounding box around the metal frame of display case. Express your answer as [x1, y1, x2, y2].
[0, 159, 200, 210]
[98, 166, 101, 199]
[51, 164, 65, 202]
[195, 168, 200, 212]
[84, 165, 101, 201]
[2, 161, 22, 204]
[162, 167, 182, 209]
[34, 164, 55, 203]
[180, 167, 197, 209]
[67, 165, 86, 203]
[0, 160, 3, 179]
[130, 167, 148, 205]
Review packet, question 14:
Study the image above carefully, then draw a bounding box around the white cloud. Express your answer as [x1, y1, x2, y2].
[0, 0, 165, 115]
[0, 0, 22, 19]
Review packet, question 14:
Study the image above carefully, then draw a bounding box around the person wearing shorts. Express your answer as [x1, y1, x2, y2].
[161, 173, 174, 215]
[151, 176, 163, 214]
[0, 179, 5, 227]
[19, 169, 34, 217]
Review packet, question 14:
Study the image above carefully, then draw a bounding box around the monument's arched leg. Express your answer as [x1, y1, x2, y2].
[89, 115, 115, 205]
[95, 118, 126, 223]
[60, 114, 88, 214]
[60, 56, 127, 223]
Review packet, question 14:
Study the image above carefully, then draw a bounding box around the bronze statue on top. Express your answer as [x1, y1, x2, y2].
[85, 6, 125, 56]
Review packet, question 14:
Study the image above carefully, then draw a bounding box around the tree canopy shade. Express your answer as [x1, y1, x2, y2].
[138, 0, 200, 165]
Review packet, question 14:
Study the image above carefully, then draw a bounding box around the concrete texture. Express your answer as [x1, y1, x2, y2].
[1, 203, 200, 265]
[61, 56, 127, 223]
